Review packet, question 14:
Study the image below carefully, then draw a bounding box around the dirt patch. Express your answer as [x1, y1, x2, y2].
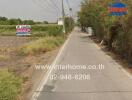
[0, 36, 30, 48]
[24, 48, 59, 100]
[0, 36, 31, 68]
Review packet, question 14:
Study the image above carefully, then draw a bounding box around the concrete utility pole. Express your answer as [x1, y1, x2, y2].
[62, 0, 66, 33]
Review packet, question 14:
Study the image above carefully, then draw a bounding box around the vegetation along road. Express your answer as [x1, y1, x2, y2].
[32, 28, 132, 100]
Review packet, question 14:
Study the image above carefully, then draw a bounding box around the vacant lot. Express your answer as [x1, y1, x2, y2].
[0, 24, 63, 69]
[0, 24, 65, 100]
[0, 36, 31, 68]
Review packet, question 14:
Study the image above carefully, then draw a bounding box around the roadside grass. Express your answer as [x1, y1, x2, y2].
[32, 25, 63, 37]
[0, 55, 10, 61]
[17, 36, 65, 56]
[0, 24, 70, 99]
[0, 70, 22, 100]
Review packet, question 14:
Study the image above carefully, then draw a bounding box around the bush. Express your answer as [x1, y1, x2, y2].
[78, 0, 132, 63]
[0, 70, 22, 100]
[114, 31, 125, 54]
[64, 17, 74, 33]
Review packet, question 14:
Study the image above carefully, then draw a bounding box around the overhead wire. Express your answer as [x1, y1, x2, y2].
[39, 0, 61, 16]
[50, 0, 61, 13]
[66, 0, 70, 9]
[31, 0, 60, 16]
[66, 0, 73, 17]
[31, 0, 74, 20]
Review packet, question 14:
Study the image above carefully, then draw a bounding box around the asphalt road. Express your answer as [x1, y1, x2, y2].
[36, 28, 132, 100]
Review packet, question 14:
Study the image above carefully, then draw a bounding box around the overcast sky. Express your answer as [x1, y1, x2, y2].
[0, 0, 82, 22]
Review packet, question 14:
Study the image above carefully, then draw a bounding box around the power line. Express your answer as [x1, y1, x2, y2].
[41, 0, 60, 16]
[32, 0, 60, 16]
[66, 0, 73, 17]
[31, 0, 74, 22]
[32, 0, 54, 13]
[66, 0, 70, 9]
[50, 0, 61, 13]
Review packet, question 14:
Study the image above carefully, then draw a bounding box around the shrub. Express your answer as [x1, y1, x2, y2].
[64, 17, 74, 33]
[78, 0, 132, 63]
[0, 70, 22, 100]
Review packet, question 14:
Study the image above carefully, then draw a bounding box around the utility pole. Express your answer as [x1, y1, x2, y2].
[69, 8, 73, 17]
[62, 0, 66, 33]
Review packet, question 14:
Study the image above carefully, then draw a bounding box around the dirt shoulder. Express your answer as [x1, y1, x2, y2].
[25, 48, 60, 100]
[89, 35, 132, 74]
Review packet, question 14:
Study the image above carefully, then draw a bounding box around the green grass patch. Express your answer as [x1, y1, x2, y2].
[0, 25, 63, 36]
[32, 25, 63, 37]
[18, 36, 65, 55]
[0, 70, 22, 100]
[0, 25, 16, 36]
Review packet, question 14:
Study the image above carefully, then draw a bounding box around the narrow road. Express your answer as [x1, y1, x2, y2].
[36, 28, 132, 100]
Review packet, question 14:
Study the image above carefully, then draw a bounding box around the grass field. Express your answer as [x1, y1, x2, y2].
[0, 24, 63, 36]
[0, 24, 66, 100]
[0, 70, 22, 100]
[18, 36, 65, 55]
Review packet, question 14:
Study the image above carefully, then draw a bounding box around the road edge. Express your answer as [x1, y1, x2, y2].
[31, 33, 73, 100]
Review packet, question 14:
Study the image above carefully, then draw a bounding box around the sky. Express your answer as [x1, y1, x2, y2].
[0, 0, 82, 22]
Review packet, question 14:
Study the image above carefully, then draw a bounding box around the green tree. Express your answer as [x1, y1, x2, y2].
[0, 17, 8, 21]
[8, 18, 22, 25]
[43, 21, 49, 24]
[23, 20, 35, 25]
[64, 17, 74, 33]
[78, 0, 132, 62]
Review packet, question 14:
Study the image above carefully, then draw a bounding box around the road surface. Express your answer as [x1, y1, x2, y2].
[34, 28, 132, 100]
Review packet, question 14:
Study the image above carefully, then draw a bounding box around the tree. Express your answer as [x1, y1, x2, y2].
[0, 17, 8, 21]
[23, 20, 35, 25]
[64, 17, 74, 33]
[43, 21, 49, 24]
[8, 19, 19, 25]
[78, 0, 132, 63]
